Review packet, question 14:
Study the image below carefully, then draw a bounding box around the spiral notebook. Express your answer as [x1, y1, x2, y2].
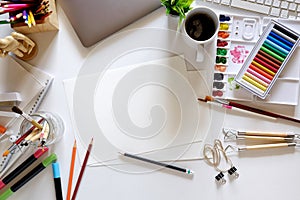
[0, 57, 53, 177]
[0, 57, 54, 129]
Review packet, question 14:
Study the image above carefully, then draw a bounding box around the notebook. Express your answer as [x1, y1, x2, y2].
[58, 0, 162, 47]
[0, 57, 53, 128]
[0, 57, 53, 177]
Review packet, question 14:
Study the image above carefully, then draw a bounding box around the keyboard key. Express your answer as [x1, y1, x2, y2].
[280, 9, 289, 17]
[265, 0, 273, 5]
[295, 0, 300, 3]
[270, 7, 281, 15]
[297, 5, 300, 10]
[256, 0, 265, 4]
[221, 0, 231, 5]
[231, 0, 271, 14]
[289, 2, 297, 9]
[273, 0, 281, 7]
[281, 1, 289, 7]
[287, 0, 294, 2]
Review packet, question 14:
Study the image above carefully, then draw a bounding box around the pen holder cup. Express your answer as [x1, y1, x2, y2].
[19, 111, 65, 146]
[9, 0, 59, 34]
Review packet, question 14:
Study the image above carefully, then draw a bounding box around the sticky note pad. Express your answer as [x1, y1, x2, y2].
[234, 20, 300, 99]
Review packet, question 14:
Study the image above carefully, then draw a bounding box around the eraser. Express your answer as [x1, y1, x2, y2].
[0, 92, 22, 107]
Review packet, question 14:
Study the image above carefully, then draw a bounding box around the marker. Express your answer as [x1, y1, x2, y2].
[0, 147, 49, 190]
[52, 162, 63, 200]
[120, 152, 194, 175]
[0, 153, 57, 200]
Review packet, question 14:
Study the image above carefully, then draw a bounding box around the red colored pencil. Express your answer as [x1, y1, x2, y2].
[71, 138, 93, 200]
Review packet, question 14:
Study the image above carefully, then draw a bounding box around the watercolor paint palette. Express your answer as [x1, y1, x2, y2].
[212, 14, 300, 105]
[234, 20, 300, 99]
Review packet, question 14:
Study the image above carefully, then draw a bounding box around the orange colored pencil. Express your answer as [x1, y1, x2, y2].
[71, 138, 93, 200]
[66, 140, 77, 200]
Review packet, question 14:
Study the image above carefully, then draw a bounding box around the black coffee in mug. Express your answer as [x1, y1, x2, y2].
[185, 13, 217, 41]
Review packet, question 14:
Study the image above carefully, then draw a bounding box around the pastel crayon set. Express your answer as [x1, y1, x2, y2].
[234, 20, 300, 99]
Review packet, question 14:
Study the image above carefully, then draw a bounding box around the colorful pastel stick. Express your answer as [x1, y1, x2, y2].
[273, 24, 298, 42]
[253, 56, 278, 73]
[256, 51, 281, 69]
[240, 78, 264, 95]
[269, 31, 293, 47]
[260, 46, 285, 62]
[0, 154, 57, 200]
[267, 35, 291, 51]
[244, 72, 269, 87]
[258, 50, 282, 65]
[265, 38, 289, 55]
[252, 60, 275, 76]
[247, 68, 271, 84]
[262, 42, 287, 58]
[249, 64, 274, 81]
[243, 74, 267, 91]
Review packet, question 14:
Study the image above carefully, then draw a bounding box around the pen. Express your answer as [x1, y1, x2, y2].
[120, 152, 194, 175]
[52, 162, 63, 200]
[0, 147, 49, 190]
[0, 153, 57, 200]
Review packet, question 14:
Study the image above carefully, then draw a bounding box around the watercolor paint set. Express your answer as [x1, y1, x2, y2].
[212, 14, 300, 105]
[234, 20, 300, 99]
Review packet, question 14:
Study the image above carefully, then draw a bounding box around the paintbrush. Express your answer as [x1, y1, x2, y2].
[199, 96, 300, 124]
[11, 106, 43, 129]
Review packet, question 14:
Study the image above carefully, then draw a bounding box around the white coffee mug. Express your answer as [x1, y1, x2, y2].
[183, 7, 219, 62]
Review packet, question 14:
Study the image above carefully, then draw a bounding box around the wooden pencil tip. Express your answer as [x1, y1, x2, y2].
[197, 98, 207, 102]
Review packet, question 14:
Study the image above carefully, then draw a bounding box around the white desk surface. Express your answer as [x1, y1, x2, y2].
[1, 1, 300, 200]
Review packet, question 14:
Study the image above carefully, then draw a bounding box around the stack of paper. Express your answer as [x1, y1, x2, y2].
[64, 55, 225, 169]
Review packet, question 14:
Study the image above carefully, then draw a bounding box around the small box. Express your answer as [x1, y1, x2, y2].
[10, 0, 59, 34]
[234, 20, 300, 99]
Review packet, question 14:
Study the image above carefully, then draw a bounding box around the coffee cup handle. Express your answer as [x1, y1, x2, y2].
[196, 44, 207, 62]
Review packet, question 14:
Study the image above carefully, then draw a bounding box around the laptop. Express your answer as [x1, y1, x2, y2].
[59, 0, 162, 47]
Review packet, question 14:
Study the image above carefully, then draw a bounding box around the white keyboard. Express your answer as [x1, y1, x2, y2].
[204, 0, 300, 19]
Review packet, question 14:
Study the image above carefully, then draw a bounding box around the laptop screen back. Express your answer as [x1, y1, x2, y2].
[59, 0, 162, 47]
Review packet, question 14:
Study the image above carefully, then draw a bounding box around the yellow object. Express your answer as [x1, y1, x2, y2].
[242, 75, 267, 91]
[219, 23, 229, 30]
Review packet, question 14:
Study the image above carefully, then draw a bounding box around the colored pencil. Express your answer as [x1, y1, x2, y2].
[52, 162, 63, 200]
[120, 152, 194, 175]
[66, 140, 77, 200]
[71, 138, 93, 200]
[0, 153, 57, 200]
[0, 147, 48, 190]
